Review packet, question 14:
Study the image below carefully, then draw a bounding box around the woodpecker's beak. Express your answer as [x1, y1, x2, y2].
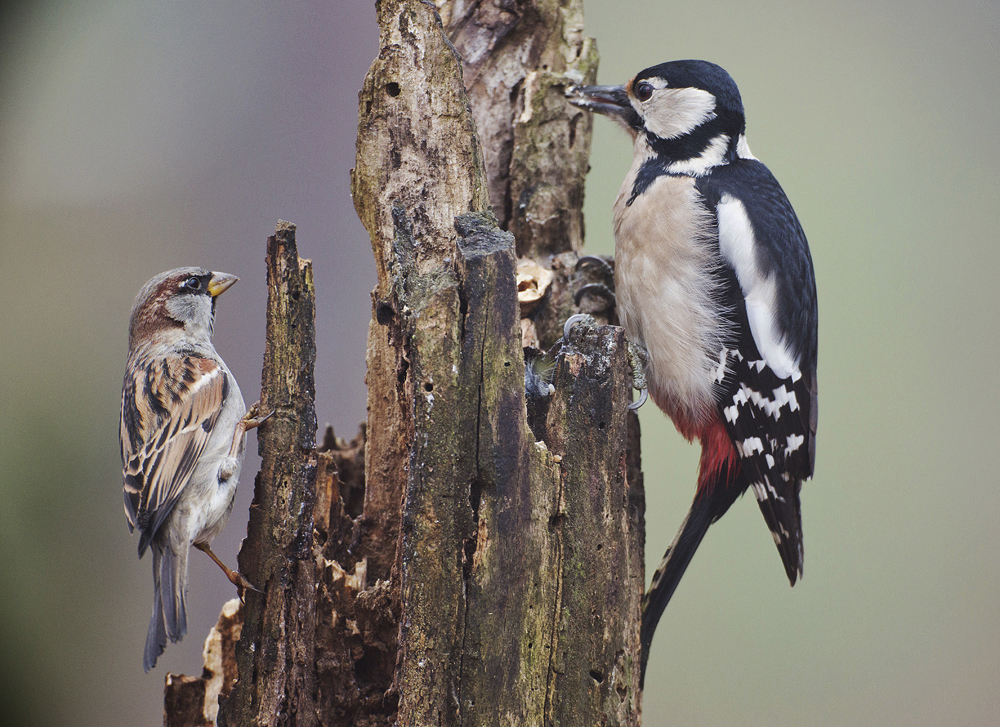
[566, 84, 631, 119]
[207, 272, 239, 297]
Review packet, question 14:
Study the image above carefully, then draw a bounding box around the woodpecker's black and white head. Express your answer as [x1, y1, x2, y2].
[568, 60, 755, 175]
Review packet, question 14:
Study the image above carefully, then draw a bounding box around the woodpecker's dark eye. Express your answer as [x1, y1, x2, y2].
[635, 82, 654, 102]
[182, 276, 202, 291]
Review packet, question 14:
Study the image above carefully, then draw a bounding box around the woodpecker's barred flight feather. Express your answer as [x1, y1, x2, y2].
[568, 59, 818, 685]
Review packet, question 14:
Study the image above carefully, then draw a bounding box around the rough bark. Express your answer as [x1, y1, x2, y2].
[436, 0, 597, 255]
[216, 221, 321, 727]
[352, 1, 643, 724]
[163, 1, 644, 724]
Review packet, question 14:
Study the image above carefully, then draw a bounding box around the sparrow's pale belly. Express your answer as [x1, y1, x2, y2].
[175, 378, 246, 547]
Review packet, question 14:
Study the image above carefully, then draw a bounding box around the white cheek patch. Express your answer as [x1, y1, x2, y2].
[638, 87, 717, 140]
[717, 194, 801, 381]
[166, 294, 214, 341]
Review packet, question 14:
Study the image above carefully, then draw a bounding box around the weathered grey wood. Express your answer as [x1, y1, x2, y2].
[163, 599, 243, 727]
[545, 323, 644, 724]
[354, 1, 642, 725]
[440, 0, 596, 249]
[218, 221, 320, 727]
[442, 0, 601, 350]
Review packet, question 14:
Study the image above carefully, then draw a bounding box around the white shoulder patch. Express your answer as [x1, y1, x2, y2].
[736, 134, 757, 160]
[716, 194, 800, 380]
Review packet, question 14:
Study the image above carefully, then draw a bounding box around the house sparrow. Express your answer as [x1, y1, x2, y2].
[120, 267, 267, 671]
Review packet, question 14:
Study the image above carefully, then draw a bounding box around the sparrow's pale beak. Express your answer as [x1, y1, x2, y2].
[207, 272, 239, 297]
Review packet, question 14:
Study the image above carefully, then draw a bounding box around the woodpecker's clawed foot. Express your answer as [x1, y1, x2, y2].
[562, 313, 595, 341]
[626, 340, 649, 411]
[242, 402, 274, 430]
[629, 388, 649, 411]
[574, 283, 617, 309]
[575, 254, 615, 281]
[573, 255, 616, 319]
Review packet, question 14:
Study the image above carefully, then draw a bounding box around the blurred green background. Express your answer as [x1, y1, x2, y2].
[1, 0, 997, 724]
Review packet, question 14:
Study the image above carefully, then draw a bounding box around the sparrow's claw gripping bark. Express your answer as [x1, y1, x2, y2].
[242, 401, 274, 430]
[194, 542, 261, 603]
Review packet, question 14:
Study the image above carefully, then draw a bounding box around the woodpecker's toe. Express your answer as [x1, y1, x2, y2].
[562, 313, 595, 341]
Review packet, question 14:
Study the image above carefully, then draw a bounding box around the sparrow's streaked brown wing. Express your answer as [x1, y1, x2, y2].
[120, 355, 229, 556]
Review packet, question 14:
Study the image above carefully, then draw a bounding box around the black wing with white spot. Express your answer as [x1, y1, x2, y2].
[698, 158, 818, 583]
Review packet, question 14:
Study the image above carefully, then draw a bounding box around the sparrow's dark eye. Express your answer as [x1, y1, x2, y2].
[183, 276, 202, 291]
[634, 82, 654, 102]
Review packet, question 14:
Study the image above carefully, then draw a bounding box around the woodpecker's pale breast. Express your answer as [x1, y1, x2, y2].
[613, 144, 729, 430]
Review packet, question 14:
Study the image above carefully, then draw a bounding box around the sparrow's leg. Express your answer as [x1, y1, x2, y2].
[227, 402, 275, 459]
[194, 542, 261, 601]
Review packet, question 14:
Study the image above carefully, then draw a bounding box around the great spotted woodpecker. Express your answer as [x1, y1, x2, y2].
[568, 60, 818, 682]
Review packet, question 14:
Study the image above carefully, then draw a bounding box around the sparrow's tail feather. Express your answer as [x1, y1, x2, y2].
[159, 545, 188, 643]
[144, 547, 169, 672]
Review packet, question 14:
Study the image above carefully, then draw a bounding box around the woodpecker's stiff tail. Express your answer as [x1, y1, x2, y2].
[749, 475, 804, 586]
[640, 492, 715, 685]
[640, 419, 746, 685]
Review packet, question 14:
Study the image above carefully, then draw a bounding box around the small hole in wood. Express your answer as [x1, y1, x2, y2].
[376, 301, 394, 325]
[509, 78, 522, 103]
[386, 81, 401, 97]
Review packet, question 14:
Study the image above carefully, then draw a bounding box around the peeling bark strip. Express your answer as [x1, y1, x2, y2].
[220, 222, 320, 727]
[439, 0, 598, 252]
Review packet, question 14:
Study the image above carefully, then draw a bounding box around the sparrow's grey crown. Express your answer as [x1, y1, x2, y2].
[128, 267, 229, 350]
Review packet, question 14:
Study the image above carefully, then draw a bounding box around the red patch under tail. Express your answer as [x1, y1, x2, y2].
[696, 417, 740, 496]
